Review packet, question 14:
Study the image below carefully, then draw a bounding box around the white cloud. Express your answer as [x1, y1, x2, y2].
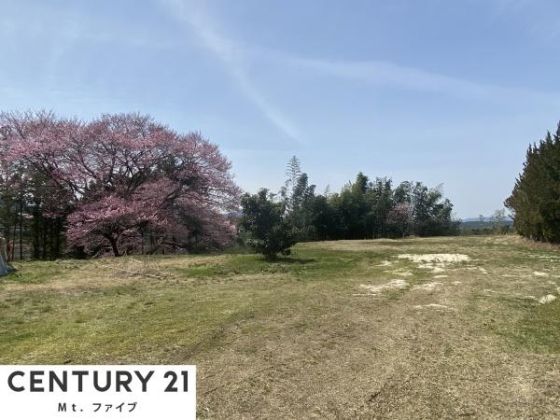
[159, 0, 302, 143]
[261, 49, 559, 106]
[157, 0, 559, 131]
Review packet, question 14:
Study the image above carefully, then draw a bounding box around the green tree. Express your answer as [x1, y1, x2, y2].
[240, 189, 297, 259]
[309, 194, 342, 240]
[410, 182, 457, 236]
[366, 177, 393, 238]
[335, 172, 370, 239]
[506, 123, 560, 242]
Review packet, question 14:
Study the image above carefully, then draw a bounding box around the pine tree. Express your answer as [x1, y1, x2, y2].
[506, 122, 560, 242]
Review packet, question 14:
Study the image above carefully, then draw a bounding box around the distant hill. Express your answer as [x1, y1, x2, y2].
[462, 216, 513, 223]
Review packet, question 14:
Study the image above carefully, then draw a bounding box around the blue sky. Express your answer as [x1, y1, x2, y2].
[1, 0, 559, 218]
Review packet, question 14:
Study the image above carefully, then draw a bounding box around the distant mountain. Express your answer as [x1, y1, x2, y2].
[460, 218, 513, 231]
[461, 216, 513, 223]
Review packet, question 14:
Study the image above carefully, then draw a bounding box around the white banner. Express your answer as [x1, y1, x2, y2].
[0, 365, 196, 420]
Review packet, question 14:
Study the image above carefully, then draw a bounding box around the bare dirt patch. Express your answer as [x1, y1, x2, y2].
[398, 253, 471, 264]
[398, 253, 471, 274]
[391, 269, 413, 277]
[413, 303, 456, 311]
[534, 271, 549, 278]
[376, 260, 393, 267]
[358, 279, 408, 295]
[412, 281, 443, 292]
[538, 294, 557, 304]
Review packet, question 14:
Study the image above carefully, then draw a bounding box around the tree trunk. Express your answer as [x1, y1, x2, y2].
[11, 222, 16, 261]
[107, 236, 120, 257]
[54, 218, 61, 259]
[32, 204, 41, 259]
[19, 199, 23, 260]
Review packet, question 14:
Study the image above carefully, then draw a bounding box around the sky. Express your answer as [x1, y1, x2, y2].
[1, 0, 560, 218]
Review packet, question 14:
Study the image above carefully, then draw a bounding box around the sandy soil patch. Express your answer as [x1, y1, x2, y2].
[538, 294, 557, 304]
[398, 253, 470, 274]
[377, 260, 393, 267]
[412, 282, 443, 292]
[391, 270, 413, 277]
[358, 279, 408, 295]
[413, 303, 456, 311]
[398, 254, 471, 264]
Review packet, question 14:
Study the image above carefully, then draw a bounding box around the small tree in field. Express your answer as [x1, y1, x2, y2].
[240, 189, 297, 260]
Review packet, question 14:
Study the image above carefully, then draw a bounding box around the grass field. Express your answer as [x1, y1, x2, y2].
[1, 235, 560, 418]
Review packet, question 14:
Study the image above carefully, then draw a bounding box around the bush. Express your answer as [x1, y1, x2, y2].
[240, 190, 297, 260]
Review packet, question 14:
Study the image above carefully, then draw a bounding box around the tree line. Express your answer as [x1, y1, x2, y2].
[506, 122, 560, 243]
[240, 157, 459, 258]
[1, 112, 461, 261]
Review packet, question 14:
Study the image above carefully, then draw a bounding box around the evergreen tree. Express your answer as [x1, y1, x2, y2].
[240, 190, 297, 259]
[506, 123, 560, 242]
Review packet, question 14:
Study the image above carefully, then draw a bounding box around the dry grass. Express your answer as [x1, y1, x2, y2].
[1, 235, 560, 418]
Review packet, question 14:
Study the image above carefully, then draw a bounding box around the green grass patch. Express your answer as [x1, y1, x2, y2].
[498, 299, 560, 353]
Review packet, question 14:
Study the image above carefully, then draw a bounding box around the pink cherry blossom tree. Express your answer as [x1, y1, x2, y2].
[0, 111, 240, 257]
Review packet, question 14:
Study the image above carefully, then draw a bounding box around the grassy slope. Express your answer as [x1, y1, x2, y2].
[1, 236, 560, 418]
